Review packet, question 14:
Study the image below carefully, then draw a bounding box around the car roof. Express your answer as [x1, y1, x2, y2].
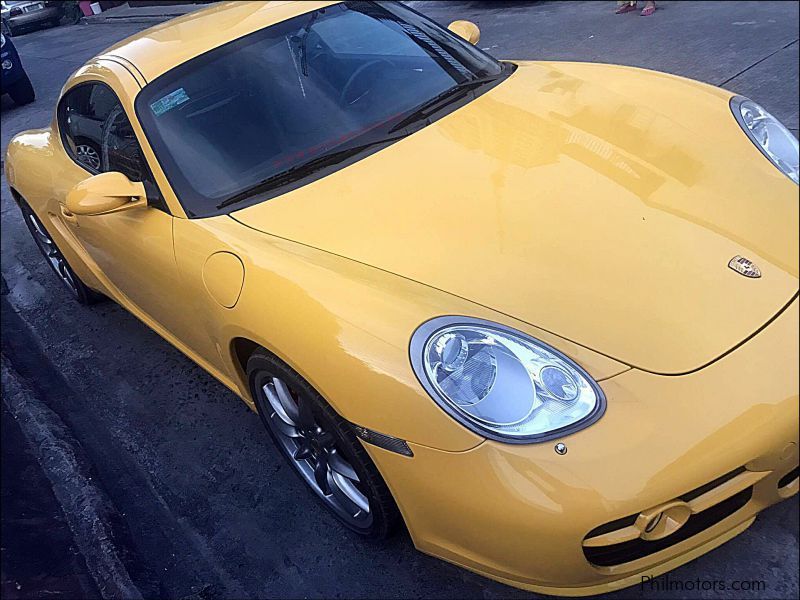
[98, 0, 338, 84]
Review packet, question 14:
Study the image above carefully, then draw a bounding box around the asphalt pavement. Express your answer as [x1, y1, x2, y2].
[1, 385, 100, 599]
[1, 2, 798, 599]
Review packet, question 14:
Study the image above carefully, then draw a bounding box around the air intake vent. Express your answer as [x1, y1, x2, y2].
[583, 466, 755, 568]
[584, 487, 752, 567]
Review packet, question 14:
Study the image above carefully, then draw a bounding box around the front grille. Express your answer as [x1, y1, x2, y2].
[584, 513, 639, 539]
[778, 467, 799, 489]
[583, 466, 753, 568]
[585, 466, 744, 541]
[584, 487, 752, 567]
[679, 466, 746, 502]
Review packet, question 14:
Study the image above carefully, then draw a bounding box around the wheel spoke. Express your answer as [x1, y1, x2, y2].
[28, 215, 54, 250]
[292, 441, 313, 460]
[272, 377, 300, 423]
[263, 381, 297, 427]
[28, 214, 47, 236]
[270, 411, 301, 438]
[313, 455, 330, 494]
[327, 449, 359, 482]
[329, 469, 370, 514]
[56, 260, 78, 295]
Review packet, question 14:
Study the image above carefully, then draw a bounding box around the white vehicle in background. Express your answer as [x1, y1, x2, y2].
[1, 1, 61, 36]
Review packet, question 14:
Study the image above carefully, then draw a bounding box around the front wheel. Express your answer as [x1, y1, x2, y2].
[248, 349, 400, 538]
[8, 72, 35, 105]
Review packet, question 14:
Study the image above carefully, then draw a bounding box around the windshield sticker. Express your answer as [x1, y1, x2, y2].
[150, 88, 189, 116]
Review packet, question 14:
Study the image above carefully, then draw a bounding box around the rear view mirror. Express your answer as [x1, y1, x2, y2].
[65, 172, 147, 216]
[448, 20, 481, 45]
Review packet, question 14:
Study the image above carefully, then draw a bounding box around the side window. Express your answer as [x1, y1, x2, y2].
[102, 106, 145, 182]
[58, 83, 144, 182]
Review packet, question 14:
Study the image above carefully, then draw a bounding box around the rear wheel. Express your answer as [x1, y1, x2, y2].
[247, 349, 400, 538]
[19, 200, 102, 305]
[8, 72, 35, 105]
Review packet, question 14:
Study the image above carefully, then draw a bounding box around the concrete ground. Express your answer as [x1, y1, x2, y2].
[1, 2, 798, 599]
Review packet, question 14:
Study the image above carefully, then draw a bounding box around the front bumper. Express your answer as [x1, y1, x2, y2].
[366, 296, 798, 596]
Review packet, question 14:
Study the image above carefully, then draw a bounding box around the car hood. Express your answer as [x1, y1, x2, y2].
[232, 61, 799, 374]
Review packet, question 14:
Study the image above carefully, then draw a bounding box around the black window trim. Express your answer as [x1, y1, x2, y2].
[56, 80, 170, 214]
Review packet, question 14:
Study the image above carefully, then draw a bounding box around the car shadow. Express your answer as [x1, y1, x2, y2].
[0, 94, 23, 113]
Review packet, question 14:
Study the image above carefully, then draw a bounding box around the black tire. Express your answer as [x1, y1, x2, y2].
[247, 349, 400, 539]
[8, 72, 35, 105]
[18, 199, 104, 305]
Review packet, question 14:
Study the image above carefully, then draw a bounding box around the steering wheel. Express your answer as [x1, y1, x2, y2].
[339, 59, 392, 107]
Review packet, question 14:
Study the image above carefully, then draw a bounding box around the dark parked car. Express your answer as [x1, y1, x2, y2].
[1, 31, 35, 104]
[1, 0, 61, 35]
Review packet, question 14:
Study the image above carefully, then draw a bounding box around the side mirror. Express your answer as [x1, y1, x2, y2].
[65, 172, 147, 216]
[447, 20, 481, 45]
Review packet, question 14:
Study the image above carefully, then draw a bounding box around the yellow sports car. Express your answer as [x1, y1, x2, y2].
[5, 1, 798, 595]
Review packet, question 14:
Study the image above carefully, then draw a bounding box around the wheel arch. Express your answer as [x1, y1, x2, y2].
[8, 185, 24, 206]
[227, 334, 332, 414]
[229, 335, 261, 398]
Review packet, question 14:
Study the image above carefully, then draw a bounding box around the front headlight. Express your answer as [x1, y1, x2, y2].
[731, 96, 799, 184]
[409, 316, 606, 443]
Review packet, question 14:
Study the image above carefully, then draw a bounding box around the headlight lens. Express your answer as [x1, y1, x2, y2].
[410, 316, 606, 443]
[731, 96, 799, 184]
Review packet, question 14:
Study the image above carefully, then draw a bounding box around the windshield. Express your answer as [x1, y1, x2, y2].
[135, 1, 506, 217]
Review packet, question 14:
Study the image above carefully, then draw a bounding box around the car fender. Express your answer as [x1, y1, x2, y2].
[172, 214, 629, 452]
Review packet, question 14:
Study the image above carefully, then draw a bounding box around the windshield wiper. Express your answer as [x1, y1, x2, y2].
[388, 73, 503, 134]
[298, 10, 319, 76]
[216, 133, 408, 210]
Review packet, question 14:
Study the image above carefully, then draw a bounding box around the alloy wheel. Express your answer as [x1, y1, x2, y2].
[260, 376, 372, 528]
[25, 209, 80, 298]
[75, 144, 101, 170]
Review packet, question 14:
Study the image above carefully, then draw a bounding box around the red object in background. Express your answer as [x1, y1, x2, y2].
[128, 1, 217, 5]
[78, 1, 93, 17]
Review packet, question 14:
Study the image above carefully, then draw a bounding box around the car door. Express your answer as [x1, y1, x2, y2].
[54, 72, 183, 343]
[52, 63, 229, 374]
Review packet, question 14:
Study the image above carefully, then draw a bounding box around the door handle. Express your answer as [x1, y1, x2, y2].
[59, 203, 78, 225]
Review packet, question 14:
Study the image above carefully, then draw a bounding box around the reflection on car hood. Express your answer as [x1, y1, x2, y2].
[232, 60, 799, 374]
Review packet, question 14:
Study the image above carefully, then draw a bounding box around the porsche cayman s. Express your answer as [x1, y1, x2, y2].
[5, 1, 798, 595]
